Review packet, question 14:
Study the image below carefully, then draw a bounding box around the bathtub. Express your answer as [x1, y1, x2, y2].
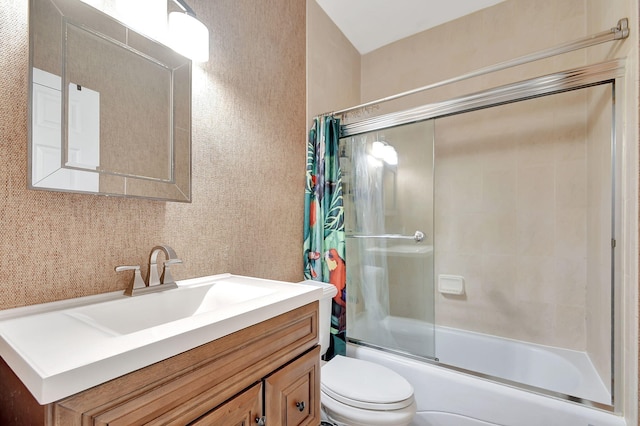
[347, 344, 625, 426]
[348, 316, 625, 425]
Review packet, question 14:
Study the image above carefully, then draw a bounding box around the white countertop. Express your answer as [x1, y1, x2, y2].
[0, 274, 321, 404]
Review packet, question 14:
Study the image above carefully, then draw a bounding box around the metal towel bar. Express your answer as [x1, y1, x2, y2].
[348, 230, 425, 243]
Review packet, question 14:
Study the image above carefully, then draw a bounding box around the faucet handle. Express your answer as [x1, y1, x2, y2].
[161, 258, 183, 286]
[115, 265, 147, 296]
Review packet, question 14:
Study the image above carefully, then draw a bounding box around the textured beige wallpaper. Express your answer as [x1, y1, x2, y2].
[0, 0, 306, 310]
[306, 0, 360, 125]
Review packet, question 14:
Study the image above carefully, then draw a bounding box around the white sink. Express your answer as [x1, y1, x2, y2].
[0, 274, 321, 404]
[67, 280, 277, 335]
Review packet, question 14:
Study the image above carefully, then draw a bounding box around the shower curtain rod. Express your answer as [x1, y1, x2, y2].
[326, 18, 629, 119]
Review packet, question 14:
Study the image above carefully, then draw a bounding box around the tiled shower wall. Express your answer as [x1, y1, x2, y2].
[0, 0, 306, 310]
[434, 90, 595, 351]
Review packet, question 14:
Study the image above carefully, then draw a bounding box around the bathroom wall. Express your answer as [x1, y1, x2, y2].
[586, 0, 640, 425]
[306, 0, 360, 127]
[0, 0, 306, 310]
[434, 88, 596, 351]
[359, 1, 591, 116]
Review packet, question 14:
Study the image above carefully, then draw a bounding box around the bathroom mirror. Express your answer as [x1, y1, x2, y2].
[28, 0, 192, 202]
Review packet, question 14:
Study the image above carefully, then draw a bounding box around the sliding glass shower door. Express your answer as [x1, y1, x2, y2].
[341, 120, 435, 359]
[339, 79, 617, 406]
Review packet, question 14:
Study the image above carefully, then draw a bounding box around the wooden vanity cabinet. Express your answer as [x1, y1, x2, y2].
[194, 346, 320, 426]
[0, 302, 321, 426]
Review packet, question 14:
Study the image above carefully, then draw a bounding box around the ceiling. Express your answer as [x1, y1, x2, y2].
[314, 0, 506, 54]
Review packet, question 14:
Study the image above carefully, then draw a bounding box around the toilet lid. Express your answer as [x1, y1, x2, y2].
[321, 355, 414, 411]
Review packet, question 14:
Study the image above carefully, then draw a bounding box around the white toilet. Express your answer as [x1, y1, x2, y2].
[300, 280, 417, 426]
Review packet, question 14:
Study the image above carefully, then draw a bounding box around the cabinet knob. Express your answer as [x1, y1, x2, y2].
[295, 401, 305, 412]
[255, 416, 266, 425]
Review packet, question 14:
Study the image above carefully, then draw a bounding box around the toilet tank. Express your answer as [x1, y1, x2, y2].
[298, 280, 337, 357]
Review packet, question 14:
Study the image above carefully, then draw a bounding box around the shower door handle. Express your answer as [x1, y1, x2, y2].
[348, 230, 425, 243]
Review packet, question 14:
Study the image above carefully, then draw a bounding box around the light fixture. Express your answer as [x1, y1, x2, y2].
[115, 0, 167, 42]
[169, 0, 209, 62]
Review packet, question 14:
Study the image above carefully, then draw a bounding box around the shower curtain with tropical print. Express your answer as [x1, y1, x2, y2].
[303, 115, 346, 359]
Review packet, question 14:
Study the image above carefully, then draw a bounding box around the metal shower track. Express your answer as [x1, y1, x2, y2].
[328, 18, 629, 124]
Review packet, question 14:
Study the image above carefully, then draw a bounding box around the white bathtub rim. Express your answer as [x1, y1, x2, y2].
[434, 325, 612, 404]
[347, 344, 626, 426]
[348, 337, 612, 411]
[352, 315, 612, 405]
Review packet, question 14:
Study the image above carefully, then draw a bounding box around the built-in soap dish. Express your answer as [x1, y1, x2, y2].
[438, 274, 465, 296]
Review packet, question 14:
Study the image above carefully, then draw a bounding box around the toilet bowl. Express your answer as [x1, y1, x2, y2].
[321, 355, 417, 426]
[299, 280, 417, 426]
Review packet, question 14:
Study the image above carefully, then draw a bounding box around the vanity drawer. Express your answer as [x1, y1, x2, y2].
[188, 383, 262, 426]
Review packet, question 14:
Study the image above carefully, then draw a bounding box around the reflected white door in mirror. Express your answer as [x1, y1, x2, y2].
[32, 68, 100, 192]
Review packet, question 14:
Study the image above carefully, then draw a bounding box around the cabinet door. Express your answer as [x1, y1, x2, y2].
[264, 346, 320, 426]
[189, 383, 262, 426]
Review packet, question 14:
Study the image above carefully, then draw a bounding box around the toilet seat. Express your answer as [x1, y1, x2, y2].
[321, 386, 415, 411]
[321, 389, 417, 426]
[321, 355, 414, 410]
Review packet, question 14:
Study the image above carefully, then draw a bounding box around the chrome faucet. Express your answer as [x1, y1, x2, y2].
[146, 245, 182, 288]
[115, 245, 183, 296]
